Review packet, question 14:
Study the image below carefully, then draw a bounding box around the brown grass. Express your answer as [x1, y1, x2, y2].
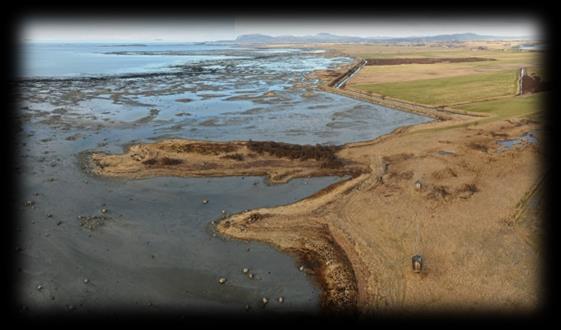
[221, 153, 245, 161]
[142, 157, 183, 166]
[468, 142, 489, 153]
[247, 140, 344, 169]
[460, 183, 479, 194]
[246, 213, 265, 224]
[429, 184, 451, 199]
[170, 142, 239, 155]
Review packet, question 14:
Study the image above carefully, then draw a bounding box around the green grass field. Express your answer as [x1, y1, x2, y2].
[411, 93, 544, 135]
[457, 93, 544, 119]
[353, 70, 519, 106]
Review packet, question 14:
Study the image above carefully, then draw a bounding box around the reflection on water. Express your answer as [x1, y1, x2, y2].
[498, 131, 538, 151]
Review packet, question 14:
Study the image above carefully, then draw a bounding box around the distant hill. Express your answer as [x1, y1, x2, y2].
[232, 32, 530, 44]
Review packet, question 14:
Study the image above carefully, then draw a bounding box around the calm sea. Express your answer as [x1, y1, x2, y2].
[19, 42, 243, 78]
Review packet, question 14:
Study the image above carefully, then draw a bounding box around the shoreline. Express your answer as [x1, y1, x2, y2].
[85, 49, 542, 313]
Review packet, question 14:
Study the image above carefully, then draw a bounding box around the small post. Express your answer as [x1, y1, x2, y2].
[412, 255, 423, 273]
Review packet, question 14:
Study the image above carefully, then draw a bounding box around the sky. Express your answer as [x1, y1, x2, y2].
[20, 16, 541, 42]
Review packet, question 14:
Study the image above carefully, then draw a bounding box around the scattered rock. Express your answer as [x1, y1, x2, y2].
[262, 297, 268, 305]
[248, 273, 254, 279]
[79, 215, 110, 231]
[100, 208, 108, 214]
[277, 296, 284, 303]
[25, 200, 34, 207]
[36, 285, 43, 291]
[56, 220, 63, 226]
[242, 268, 249, 274]
[83, 278, 89, 284]
[202, 199, 209, 204]
[218, 277, 227, 284]
[47, 214, 53, 218]
[298, 265, 304, 271]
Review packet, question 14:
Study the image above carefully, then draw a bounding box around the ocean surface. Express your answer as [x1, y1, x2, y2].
[20, 42, 250, 77]
[20, 43, 331, 78]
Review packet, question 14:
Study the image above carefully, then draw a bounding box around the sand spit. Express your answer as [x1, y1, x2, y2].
[88, 116, 542, 313]
[87, 140, 366, 184]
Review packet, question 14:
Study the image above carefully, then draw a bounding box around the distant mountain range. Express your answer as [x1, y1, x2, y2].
[232, 32, 531, 44]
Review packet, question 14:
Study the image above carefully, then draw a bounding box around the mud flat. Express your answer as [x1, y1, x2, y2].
[17, 44, 433, 314]
[16, 125, 343, 313]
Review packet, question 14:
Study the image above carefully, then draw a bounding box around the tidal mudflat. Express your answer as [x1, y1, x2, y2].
[14, 43, 429, 313]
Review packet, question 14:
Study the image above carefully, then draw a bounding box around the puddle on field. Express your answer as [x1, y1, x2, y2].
[497, 131, 538, 151]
